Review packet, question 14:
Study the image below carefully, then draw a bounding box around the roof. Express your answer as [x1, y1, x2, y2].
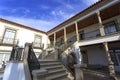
[47, 0, 105, 34]
[0, 18, 46, 34]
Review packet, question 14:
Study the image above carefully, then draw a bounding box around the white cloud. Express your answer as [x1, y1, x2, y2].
[81, 0, 99, 6]
[50, 0, 99, 21]
[51, 10, 74, 20]
[0, 15, 59, 32]
[53, 0, 74, 9]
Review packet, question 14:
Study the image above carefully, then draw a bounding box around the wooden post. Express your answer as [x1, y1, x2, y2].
[54, 32, 56, 47]
[103, 42, 118, 80]
[64, 28, 67, 47]
[75, 22, 79, 42]
[96, 11, 105, 36]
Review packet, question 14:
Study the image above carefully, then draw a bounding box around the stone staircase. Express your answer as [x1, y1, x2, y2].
[39, 59, 74, 80]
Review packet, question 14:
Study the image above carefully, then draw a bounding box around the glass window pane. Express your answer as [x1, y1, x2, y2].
[104, 22, 117, 34]
[34, 35, 42, 47]
[109, 24, 116, 33]
[3, 29, 16, 44]
[0, 52, 11, 64]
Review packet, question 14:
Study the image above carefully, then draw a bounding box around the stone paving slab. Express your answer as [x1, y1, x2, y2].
[82, 69, 115, 80]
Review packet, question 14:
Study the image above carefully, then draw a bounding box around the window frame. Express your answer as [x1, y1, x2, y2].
[33, 35, 42, 48]
[2, 27, 17, 45]
[103, 21, 117, 34]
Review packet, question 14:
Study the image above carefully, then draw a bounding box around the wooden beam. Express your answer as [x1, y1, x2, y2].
[54, 32, 56, 47]
[64, 28, 67, 44]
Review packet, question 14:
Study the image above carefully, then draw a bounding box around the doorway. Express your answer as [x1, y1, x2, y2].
[109, 49, 120, 72]
[81, 50, 88, 65]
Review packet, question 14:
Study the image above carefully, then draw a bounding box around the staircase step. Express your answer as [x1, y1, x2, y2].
[39, 59, 59, 63]
[47, 72, 68, 80]
[57, 77, 70, 80]
[41, 65, 63, 70]
[40, 62, 61, 67]
[47, 69, 67, 78]
[48, 68, 66, 74]
[38, 59, 74, 80]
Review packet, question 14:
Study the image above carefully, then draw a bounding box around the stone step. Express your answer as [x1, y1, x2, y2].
[41, 65, 63, 71]
[46, 72, 68, 80]
[48, 68, 66, 74]
[47, 69, 67, 78]
[47, 69, 66, 78]
[40, 62, 61, 67]
[38, 59, 59, 63]
[38, 59, 74, 80]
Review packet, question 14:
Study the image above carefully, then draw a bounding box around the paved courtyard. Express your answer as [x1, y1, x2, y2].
[83, 69, 120, 80]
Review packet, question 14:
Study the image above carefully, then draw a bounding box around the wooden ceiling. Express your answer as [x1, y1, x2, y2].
[100, 2, 120, 21]
[66, 24, 76, 34]
[78, 14, 98, 30]
[49, 34, 54, 41]
[56, 29, 64, 39]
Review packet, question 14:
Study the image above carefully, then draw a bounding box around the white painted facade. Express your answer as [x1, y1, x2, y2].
[0, 21, 48, 48]
[0, 21, 48, 64]
[3, 62, 25, 80]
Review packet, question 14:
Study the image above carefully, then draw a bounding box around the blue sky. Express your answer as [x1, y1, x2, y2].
[0, 0, 99, 32]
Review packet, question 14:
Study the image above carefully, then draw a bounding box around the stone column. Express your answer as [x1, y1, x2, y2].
[74, 64, 86, 80]
[103, 42, 118, 80]
[32, 69, 48, 80]
[96, 11, 105, 36]
[75, 22, 79, 42]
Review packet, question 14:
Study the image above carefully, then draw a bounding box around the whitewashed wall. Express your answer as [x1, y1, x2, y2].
[0, 21, 48, 65]
[0, 21, 48, 49]
[86, 45, 108, 66]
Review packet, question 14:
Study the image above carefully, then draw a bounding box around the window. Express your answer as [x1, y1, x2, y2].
[2, 28, 16, 44]
[104, 22, 117, 34]
[0, 51, 11, 64]
[85, 29, 100, 39]
[34, 35, 42, 47]
[110, 49, 120, 66]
